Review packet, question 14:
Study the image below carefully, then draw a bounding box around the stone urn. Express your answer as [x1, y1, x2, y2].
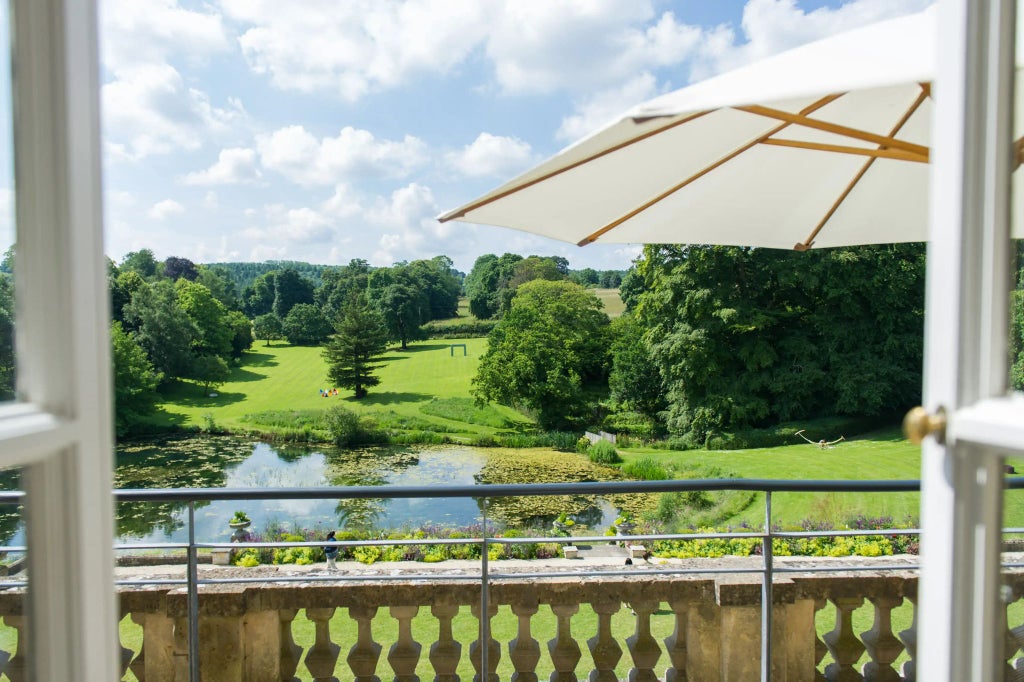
[229, 520, 251, 543]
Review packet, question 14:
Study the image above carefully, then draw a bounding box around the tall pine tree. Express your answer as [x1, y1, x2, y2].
[322, 294, 389, 398]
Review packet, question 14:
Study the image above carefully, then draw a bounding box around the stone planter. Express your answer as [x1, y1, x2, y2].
[211, 548, 232, 566]
[229, 520, 251, 543]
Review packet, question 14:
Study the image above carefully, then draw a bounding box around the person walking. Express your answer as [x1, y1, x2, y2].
[323, 530, 339, 571]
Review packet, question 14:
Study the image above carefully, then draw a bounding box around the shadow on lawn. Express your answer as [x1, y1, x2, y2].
[229, 367, 270, 383]
[354, 391, 432, 405]
[172, 390, 246, 408]
[240, 350, 279, 367]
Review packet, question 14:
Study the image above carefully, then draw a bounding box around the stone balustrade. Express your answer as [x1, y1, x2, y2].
[0, 567, 1023, 681]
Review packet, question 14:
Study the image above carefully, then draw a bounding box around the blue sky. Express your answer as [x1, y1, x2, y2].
[3, 0, 933, 273]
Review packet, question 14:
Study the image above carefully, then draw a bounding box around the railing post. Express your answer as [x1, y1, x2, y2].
[762, 490, 773, 682]
[187, 500, 200, 682]
[481, 497, 490, 682]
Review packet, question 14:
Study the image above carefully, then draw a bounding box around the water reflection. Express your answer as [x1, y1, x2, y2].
[106, 437, 620, 544]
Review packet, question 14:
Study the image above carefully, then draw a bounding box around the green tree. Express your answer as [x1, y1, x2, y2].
[122, 280, 196, 381]
[252, 313, 283, 346]
[243, 272, 277, 318]
[464, 253, 522, 319]
[120, 249, 158, 278]
[175, 279, 233, 360]
[110, 270, 147, 325]
[188, 354, 230, 394]
[196, 265, 240, 310]
[110, 321, 162, 435]
[408, 256, 460, 320]
[473, 280, 610, 429]
[369, 266, 428, 350]
[283, 303, 332, 346]
[316, 259, 371, 320]
[272, 268, 315, 319]
[225, 310, 254, 358]
[633, 244, 925, 440]
[322, 295, 389, 399]
[571, 268, 599, 286]
[609, 314, 665, 418]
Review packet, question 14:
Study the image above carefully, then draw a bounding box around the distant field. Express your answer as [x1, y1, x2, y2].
[146, 337, 529, 436]
[593, 288, 624, 318]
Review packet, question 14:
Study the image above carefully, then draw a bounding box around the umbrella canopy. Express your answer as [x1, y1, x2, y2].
[439, 8, 1023, 250]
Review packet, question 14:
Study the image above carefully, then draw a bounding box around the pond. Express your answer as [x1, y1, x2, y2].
[106, 436, 622, 545]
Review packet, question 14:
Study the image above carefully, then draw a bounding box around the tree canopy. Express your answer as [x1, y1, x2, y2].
[473, 279, 610, 428]
[322, 295, 390, 398]
[630, 244, 926, 441]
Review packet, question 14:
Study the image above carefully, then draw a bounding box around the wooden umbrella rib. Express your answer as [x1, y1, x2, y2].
[577, 93, 844, 246]
[438, 109, 712, 222]
[794, 87, 930, 251]
[735, 104, 930, 157]
[760, 138, 929, 163]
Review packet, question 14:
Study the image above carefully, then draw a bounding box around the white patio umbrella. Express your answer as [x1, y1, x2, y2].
[438, 8, 1024, 249]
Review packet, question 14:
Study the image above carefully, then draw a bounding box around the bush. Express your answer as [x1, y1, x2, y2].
[324, 405, 362, 447]
[587, 440, 621, 465]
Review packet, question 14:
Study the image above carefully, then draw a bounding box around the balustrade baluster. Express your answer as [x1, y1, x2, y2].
[118, 618, 133, 681]
[173, 615, 190, 681]
[897, 589, 917, 682]
[811, 598, 828, 682]
[306, 607, 342, 682]
[128, 613, 147, 682]
[430, 603, 461, 682]
[663, 599, 687, 682]
[509, 600, 540, 682]
[347, 605, 382, 682]
[470, 601, 499, 682]
[625, 600, 661, 682]
[548, 603, 581, 682]
[823, 596, 865, 682]
[860, 595, 903, 681]
[1002, 587, 1020, 679]
[389, 605, 422, 682]
[2, 615, 26, 682]
[588, 600, 622, 682]
[279, 608, 303, 682]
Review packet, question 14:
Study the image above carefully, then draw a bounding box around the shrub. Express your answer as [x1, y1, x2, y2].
[324, 405, 362, 447]
[622, 457, 669, 480]
[233, 549, 261, 567]
[587, 440, 621, 465]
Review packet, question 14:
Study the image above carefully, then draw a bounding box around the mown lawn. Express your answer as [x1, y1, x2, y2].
[144, 337, 529, 436]
[619, 429, 1024, 527]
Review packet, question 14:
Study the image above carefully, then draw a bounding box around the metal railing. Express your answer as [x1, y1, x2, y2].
[3, 476, 1024, 681]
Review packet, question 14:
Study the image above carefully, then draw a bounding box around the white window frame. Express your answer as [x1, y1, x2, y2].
[919, 0, 1024, 679]
[0, 0, 119, 679]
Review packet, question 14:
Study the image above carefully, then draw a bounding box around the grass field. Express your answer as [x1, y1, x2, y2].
[592, 287, 625, 317]
[145, 338, 531, 437]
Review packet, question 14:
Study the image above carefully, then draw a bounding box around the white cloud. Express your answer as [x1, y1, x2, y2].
[222, 0, 487, 101]
[148, 199, 185, 220]
[557, 72, 659, 142]
[183, 148, 261, 185]
[102, 64, 246, 159]
[446, 133, 535, 178]
[257, 125, 427, 186]
[485, 4, 700, 96]
[100, 0, 229, 75]
[99, 0, 245, 161]
[692, 0, 933, 79]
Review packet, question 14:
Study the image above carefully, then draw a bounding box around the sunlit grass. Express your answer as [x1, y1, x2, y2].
[144, 337, 529, 437]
